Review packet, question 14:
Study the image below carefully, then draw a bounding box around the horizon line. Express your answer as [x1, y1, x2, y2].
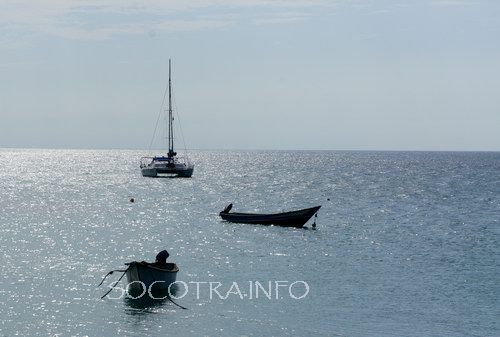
[0, 146, 499, 153]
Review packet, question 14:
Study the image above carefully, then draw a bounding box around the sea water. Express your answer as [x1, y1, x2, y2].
[0, 149, 498, 336]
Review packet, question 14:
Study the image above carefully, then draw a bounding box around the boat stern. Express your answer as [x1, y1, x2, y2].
[141, 167, 158, 177]
[125, 262, 179, 296]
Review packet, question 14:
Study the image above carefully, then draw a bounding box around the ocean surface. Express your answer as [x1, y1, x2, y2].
[0, 149, 498, 336]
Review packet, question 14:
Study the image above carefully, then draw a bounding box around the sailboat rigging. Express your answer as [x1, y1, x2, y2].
[140, 59, 194, 178]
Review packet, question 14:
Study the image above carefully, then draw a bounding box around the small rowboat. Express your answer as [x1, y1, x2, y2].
[219, 205, 321, 228]
[125, 261, 179, 293]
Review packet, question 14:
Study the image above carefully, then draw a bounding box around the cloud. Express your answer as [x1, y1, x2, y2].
[253, 11, 310, 25]
[0, 0, 333, 44]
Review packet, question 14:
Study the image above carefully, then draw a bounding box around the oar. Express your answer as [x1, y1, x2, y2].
[99, 266, 130, 299]
[165, 295, 188, 310]
[97, 269, 127, 287]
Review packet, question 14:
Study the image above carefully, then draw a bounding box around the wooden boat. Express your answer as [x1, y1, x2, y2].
[125, 261, 179, 293]
[219, 205, 321, 228]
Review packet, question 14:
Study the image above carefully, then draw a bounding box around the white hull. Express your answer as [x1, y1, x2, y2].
[141, 157, 194, 178]
[141, 167, 158, 177]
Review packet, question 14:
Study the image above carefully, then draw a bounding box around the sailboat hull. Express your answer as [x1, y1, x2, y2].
[141, 168, 157, 177]
[141, 166, 194, 178]
[140, 157, 194, 177]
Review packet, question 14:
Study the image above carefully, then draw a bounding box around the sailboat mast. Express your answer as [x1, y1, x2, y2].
[168, 58, 174, 156]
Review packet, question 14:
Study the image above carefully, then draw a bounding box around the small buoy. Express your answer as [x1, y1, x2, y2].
[129, 197, 135, 203]
[312, 223, 316, 229]
[327, 198, 330, 201]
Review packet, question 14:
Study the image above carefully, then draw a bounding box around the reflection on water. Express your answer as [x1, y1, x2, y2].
[124, 296, 170, 315]
[0, 149, 498, 336]
[123, 285, 185, 315]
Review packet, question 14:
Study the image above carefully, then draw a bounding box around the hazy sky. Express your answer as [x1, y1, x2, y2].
[1, 0, 499, 151]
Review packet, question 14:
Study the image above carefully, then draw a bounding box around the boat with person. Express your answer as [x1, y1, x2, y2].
[140, 59, 194, 178]
[124, 250, 179, 294]
[99, 250, 179, 299]
[219, 204, 321, 228]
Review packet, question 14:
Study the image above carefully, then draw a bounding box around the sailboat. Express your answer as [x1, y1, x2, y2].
[140, 59, 194, 178]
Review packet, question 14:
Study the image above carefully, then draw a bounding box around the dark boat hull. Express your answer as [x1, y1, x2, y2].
[219, 206, 321, 228]
[125, 262, 179, 293]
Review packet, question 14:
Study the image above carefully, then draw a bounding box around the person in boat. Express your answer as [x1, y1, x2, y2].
[153, 250, 170, 268]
